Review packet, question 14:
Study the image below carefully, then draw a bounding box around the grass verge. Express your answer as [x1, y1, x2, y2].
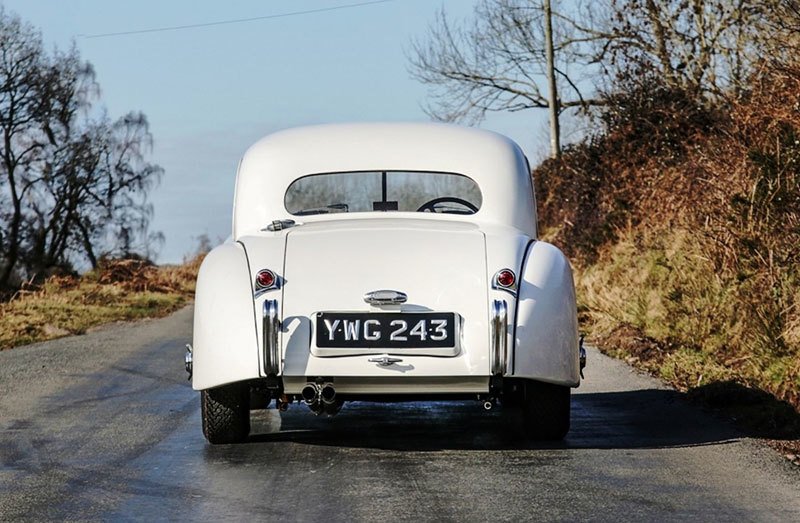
[576, 227, 800, 464]
[0, 256, 202, 350]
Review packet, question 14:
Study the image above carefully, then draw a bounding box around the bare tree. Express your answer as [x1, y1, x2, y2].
[595, 0, 784, 99]
[408, 0, 603, 157]
[0, 9, 48, 287]
[0, 8, 163, 289]
[764, 0, 800, 55]
[409, 0, 792, 156]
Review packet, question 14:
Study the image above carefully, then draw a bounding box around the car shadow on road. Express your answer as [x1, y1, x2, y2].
[687, 380, 800, 441]
[239, 388, 744, 452]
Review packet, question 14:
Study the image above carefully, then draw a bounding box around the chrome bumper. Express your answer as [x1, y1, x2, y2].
[184, 343, 193, 380]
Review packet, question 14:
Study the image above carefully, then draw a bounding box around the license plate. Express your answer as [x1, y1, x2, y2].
[315, 312, 456, 349]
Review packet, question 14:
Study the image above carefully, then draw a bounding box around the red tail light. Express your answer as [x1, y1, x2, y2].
[255, 269, 276, 289]
[495, 269, 515, 288]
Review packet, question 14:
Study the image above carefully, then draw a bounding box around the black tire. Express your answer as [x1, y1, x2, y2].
[521, 380, 570, 440]
[201, 384, 250, 444]
[500, 378, 526, 408]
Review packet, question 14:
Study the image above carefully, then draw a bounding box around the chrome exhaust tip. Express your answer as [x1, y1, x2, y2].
[320, 384, 336, 404]
[301, 383, 319, 405]
[483, 400, 494, 411]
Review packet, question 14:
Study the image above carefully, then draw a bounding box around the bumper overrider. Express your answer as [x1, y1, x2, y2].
[263, 299, 280, 375]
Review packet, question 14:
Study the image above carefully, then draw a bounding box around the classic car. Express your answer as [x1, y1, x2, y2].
[185, 122, 585, 444]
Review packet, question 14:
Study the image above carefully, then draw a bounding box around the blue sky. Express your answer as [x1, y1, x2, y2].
[2, 0, 550, 263]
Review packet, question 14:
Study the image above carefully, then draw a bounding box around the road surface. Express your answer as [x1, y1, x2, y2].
[1, 306, 798, 521]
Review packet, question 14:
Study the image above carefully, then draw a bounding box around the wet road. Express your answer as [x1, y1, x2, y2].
[1, 306, 798, 521]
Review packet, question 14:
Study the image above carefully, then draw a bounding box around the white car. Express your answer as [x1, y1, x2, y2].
[186, 122, 584, 444]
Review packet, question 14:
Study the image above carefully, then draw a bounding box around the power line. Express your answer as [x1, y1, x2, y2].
[77, 0, 394, 39]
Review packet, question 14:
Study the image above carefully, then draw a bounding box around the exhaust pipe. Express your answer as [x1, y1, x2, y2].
[301, 383, 320, 405]
[320, 384, 341, 415]
[302, 382, 342, 416]
[320, 384, 337, 405]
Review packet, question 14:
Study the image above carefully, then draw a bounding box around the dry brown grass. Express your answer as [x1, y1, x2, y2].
[0, 255, 203, 350]
[576, 227, 799, 404]
[575, 225, 800, 444]
[536, 63, 800, 420]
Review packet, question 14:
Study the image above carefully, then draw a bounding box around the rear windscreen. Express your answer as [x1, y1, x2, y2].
[284, 171, 482, 216]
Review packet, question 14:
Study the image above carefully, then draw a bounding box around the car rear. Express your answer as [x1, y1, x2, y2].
[240, 218, 493, 399]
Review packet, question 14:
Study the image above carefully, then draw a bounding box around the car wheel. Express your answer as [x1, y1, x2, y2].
[522, 380, 570, 440]
[201, 384, 251, 444]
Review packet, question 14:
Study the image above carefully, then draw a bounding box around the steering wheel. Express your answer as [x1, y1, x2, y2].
[416, 197, 479, 214]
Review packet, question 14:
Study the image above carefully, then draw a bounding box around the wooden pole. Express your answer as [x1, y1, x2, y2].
[544, 0, 561, 159]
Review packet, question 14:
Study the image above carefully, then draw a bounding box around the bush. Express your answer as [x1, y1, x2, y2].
[539, 66, 800, 412]
[534, 77, 719, 262]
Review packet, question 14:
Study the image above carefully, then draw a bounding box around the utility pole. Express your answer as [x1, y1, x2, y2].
[544, 0, 561, 159]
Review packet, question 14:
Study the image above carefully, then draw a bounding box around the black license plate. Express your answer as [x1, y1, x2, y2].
[316, 312, 456, 349]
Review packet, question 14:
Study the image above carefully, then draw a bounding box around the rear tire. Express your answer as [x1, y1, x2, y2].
[522, 380, 570, 440]
[201, 384, 250, 444]
[500, 378, 526, 408]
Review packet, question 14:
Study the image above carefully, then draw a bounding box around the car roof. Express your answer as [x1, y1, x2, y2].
[233, 122, 537, 238]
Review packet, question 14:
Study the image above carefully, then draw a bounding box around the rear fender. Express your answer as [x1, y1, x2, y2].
[512, 241, 580, 386]
[192, 242, 260, 390]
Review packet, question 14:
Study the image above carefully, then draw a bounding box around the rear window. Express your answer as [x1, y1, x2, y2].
[284, 171, 482, 216]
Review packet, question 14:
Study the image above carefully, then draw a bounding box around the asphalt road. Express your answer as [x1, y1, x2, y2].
[1, 306, 798, 522]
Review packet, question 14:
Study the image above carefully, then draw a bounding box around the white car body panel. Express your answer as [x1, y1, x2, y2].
[481, 225, 535, 376]
[237, 234, 286, 380]
[191, 122, 580, 395]
[192, 242, 260, 390]
[233, 123, 537, 239]
[280, 219, 488, 376]
[514, 241, 580, 386]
